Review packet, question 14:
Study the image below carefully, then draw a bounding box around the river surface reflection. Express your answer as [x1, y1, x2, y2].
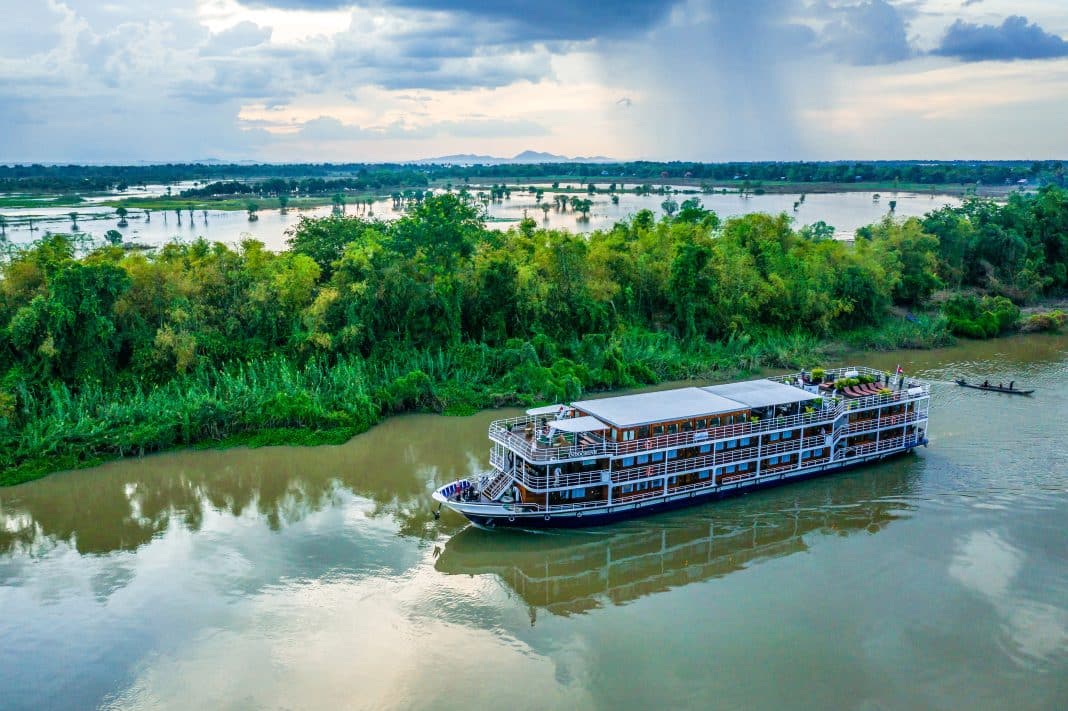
[1, 334, 1066, 709]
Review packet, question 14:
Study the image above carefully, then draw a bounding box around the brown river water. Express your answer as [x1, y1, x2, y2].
[1, 334, 1067, 710]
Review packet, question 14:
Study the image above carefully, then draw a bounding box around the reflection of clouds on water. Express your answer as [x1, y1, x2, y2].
[949, 530, 1068, 663]
[103, 560, 592, 711]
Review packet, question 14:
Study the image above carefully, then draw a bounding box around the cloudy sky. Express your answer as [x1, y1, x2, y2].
[1, 0, 1066, 163]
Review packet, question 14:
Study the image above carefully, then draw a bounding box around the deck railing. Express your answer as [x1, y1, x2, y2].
[490, 368, 929, 464]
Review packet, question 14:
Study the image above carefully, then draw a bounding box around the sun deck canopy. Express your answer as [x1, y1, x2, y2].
[526, 404, 566, 416]
[548, 416, 609, 433]
[702, 379, 819, 409]
[571, 387, 743, 429]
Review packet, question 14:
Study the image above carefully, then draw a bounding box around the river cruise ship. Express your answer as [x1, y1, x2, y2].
[433, 366, 930, 528]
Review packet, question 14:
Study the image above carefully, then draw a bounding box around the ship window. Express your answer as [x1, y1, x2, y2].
[637, 454, 650, 465]
[623, 430, 635, 442]
[696, 419, 707, 429]
[699, 470, 710, 480]
[726, 465, 736, 474]
[814, 448, 823, 456]
[715, 442, 725, 451]
[770, 432, 780, 441]
[699, 444, 711, 454]
[559, 490, 570, 500]
[727, 439, 737, 449]
[769, 456, 779, 465]
[653, 425, 664, 435]
[652, 451, 664, 462]
[621, 484, 633, 493]
[740, 437, 751, 446]
[710, 417, 721, 427]
[622, 457, 635, 467]
[582, 459, 597, 467]
[739, 462, 748, 471]
[667, 449, 678, 459]
[783, 431, 792, 439]
[668, 476, 676, 485]
[637, 426, 650, 438]
[573, 487, 586, 498]
[667, 424, 678, 434]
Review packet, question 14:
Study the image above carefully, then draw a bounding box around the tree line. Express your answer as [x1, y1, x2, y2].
[3, 160, 1065, 194]
[0, 188, 1064, 482]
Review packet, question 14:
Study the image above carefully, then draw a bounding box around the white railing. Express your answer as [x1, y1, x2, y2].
[490, 368, 929, 464]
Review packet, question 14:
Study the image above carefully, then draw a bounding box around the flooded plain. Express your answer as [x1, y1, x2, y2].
[0, 189, 961, 250]
[1, 334, 1067, 710]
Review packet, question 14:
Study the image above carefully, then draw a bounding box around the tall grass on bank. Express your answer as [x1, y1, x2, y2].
[0, 321, 950, 486]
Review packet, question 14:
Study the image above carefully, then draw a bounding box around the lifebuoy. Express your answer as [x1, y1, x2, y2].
[544, 514, 551, 521]
[508, 515, 516, 522]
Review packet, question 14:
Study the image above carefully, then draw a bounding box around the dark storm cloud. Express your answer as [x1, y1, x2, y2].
[815, 0, 913, 65]
[245, 0, 676, 40]
[933, 15, 1068, 61]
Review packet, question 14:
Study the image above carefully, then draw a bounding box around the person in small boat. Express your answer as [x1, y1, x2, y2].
[998, 383, 1003, 389]
[1009, 381, 1014, 390]
[983, 380, 989, 387]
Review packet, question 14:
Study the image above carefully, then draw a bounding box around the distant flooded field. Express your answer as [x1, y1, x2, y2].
[0, 189, 961, 250]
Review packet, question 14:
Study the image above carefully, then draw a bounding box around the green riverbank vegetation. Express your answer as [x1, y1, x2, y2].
[1, 187, 1066, 484]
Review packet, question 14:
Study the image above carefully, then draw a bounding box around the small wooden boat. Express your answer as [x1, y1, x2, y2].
[955, 379, 1034, 395]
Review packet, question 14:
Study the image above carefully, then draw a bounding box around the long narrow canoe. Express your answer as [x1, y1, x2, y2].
[956, 379, 1034, 395]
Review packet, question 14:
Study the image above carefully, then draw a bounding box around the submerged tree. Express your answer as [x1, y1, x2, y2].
[247, 201, 260, 221]
[660, 199, 678, 218]
[278, 195, 290, 214]
[116, 207, 128, 227]
[69, 212, 79, 231]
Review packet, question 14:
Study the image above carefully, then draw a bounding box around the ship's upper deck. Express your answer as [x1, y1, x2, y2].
[491, 366, 929, 462]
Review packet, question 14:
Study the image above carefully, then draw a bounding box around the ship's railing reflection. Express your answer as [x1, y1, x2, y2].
[435, 467, 918, 621]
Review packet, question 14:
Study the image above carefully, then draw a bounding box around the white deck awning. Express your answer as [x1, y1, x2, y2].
[526, 404, 566, 416]
[548, 416, 608, 433]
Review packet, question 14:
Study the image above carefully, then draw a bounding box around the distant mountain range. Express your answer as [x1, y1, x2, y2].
[408, 150, 615, 165]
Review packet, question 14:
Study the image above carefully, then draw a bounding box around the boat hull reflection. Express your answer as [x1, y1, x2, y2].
[435, 466, 917, 620]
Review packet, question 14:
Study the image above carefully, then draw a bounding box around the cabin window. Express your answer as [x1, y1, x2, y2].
[668, 476, 676, 485]
[699, 444, 711, 454]
[667, 449, 678, 459]
[682, 421, 693, 432]
[621, 484, 633, 493]
[814, 448, 823, 456]
[727, 439, 737, 449]
[770, 432, 780, 441]
[637, 454, 650, 465]
[637, 426, 650, 438]
[740, 437, 751, 446]
[782, 431, 792, 439]
[653, 425, 664, 436]
[559, 490, 570, 500]
[739, 462, 749, 471]
[573, 487, 586, 498]
[622, 457, 635, 467]
[667, 424, 678, 434]
[696, 419, 707, 429]
[623, 430, 636, 442]
[726, 465, 736, 474]
[652, 451, 664, 462]
[769, 456, 779, 465]
[582, 459, 597, 467]
[715, 442, 725, 451]
[699, 470, 710, 480]
[710, 417, 721, 427]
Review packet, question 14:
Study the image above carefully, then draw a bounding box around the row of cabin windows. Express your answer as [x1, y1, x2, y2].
[618, 479, 660, 494]
[557, 487, 587, 500]
[801, 448, 826, 459]
[714, 437, 752, 451]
